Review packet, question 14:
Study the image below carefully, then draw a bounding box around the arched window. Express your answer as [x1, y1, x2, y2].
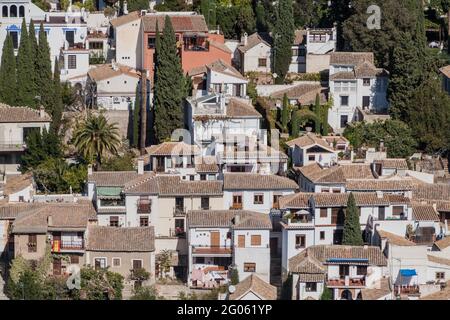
[2, 6, 8, 17]
[19, 5, 24, 17]
[10, 5, 17, 18]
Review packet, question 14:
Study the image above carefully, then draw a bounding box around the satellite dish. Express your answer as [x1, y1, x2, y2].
[228, 285, 236, 294]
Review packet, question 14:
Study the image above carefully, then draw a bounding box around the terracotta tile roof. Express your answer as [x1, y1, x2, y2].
[123, 173, 158, 194]
[413, 184, 450, 201]
[157, 176, 223, 196]
[229, 274, 277, 300]
[0, 203, 44, 220]
[195, 156, 218, 173]
[145, 141, 201, 156]
[289, 245, 387, 273]
[412, 204, 439, 221]
[142, 14, 208, 33]
[385, 194, 410, 204]
[12, 202, 96, 234]
[237, 32, 272, 53]
[226, 98, 262, 118]
[270, 83, 326, 105]
[434, 237, 450, 250]
[286, 133, 334, 151]
[110, 11, 140, 27]
[88, 63, 141, 82]
[206, 59, 245, 79]
[374, 159, 409, 170]
[354, 61, 388, 78]
[376, 230, 416, 246]
[88, 171, 140, 187]
[330, 52, 374, 66]
[279, 193, 312, 209]
[224, 173, 298, 190]
[187, 210, 272, 229]
[208, 40, 232, 54]
[360, 278, 392, 300]
[0, 104, 51, 123]
[3, 173, 33, 196]
[288, 251, 326, 281]
[439, 65, 450, 78]
[427, 254, 450, 266]
[329, 71, 356, 80]
[86, 226, 155, 252]
[346, 178, 415, 192]
[420, 281, 450, 300]
[299, 163, 374, 184]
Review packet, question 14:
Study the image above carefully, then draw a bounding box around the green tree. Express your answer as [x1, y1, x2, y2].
[342, 193, 364, 246]
[131, 286, 158, 300]
[79, 267, 124, 300]
[73, 113, 121, 166]
[126, 0, 149, 11]
[36, 23, 53, 111]
[16, 18, 35, 107]
[7, 269, 43, 300]
[133, 83, 141, 148]
[28, 20, 38, 101]
[273, 0, 295, 83]
[101, 152, 135, 171]
[320, 285, 333, 300]
[154, 16, 186, 142]
[200, 0, 217, 29]
[291, 108, 300, 138]
[255, 2, 268, 32]
[20, 129, 46, 172]
[230, 268, 239, 285]
[313, 93, 321, 133]
[0, 34, 17, 105]
[293, 0, 330, 28]
[51, 58, 63, 132]
[281, 93, 289, 133]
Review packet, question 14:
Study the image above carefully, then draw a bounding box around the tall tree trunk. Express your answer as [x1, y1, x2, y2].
[140, 71, 147, 155]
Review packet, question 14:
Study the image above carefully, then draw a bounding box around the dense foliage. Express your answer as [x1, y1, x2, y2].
[342, 193, 364, 246]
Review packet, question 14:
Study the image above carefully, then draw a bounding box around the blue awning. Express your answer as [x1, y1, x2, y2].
[400, 269, 417, 277]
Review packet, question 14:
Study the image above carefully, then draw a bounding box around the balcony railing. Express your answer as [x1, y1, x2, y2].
[137, 202, 151, 213]
[51, 239, 84, 252]
[327, 276, 366, 287]
[394, 285, 420, 295]
[169, 228, 186, 238]
[173, 206, 186, 216]
[230, 203, 243, 210]
[192, 245, 233, 255]
[0, 142, 26, 151]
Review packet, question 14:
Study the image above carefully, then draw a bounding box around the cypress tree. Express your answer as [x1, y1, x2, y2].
[281, 93, 289, 133]
[133, 83, 141, 148]
[51, 58, 63, 133]
[313, 93, 321, 133]
[342, 193, 364, 246]
[29, 20, 38, 102]
[0, 34, 17, 106]
[291, 108, 300, 138]
[36, 23, 52, 111]
[16, 18, 35, 107]
[20, 129, 45, 172]
[154, 16, 185, 143]
[273, 0, 295, 83]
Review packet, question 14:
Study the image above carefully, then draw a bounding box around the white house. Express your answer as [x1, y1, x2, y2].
[186, 210, 272, 287]
[236, 33, 272, 74]
[0, 105, 51, 173]
[109, 11, 142, 70]
[286, 133, 350, 168]
[288, 245, 389, 300]
[188, 59, 248, 98]
[0, 0, 88, 81]
[328, 52, 389, 133]
[0, 172, 34, 202]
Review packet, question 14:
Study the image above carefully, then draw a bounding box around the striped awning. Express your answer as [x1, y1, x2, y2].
[97, 187, 122, 199]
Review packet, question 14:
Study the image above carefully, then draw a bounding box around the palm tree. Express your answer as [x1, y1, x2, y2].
[73, 113, 121, 167]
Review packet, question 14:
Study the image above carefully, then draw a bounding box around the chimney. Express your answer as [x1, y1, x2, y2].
[39, 106, 45, 118]
[64, 12, 68, 23]
[379, 139, 385, 152]
[376, 191, 383, 199]
[137, 157, 144, 175]
[241, 32, 248, 46]
[45, 13, 50, 23]
[363, 244, 368, 250]
[87, 164, 93, 175]
[47, 215, 53, 226]
[123, 0, 129, 15]
[234, 214, 240, 225]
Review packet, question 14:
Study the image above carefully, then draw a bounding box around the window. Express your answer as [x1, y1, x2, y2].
[340, 96, 349, 106]
[238, 235, 245, 248]
[175, 219, 184, 236]
[9, 31, 18, 49]
[200, 174, 206, 181]
[295, 235, 306, 249]
[308, 155, 315, 161]
[363, 78, 370, 86]
[250, 235, 261, 246]
[201, 197, 209, 210]
[232, 195, 242, 209]
[110, 216, 119, 227]
[243, 263, 256, 272]
[19, 5, 24, 17]
[332, 189, 341, 194]
[65, 30, 75, 47]
[258, 58, 267, 67]
[28, 234, 37, 253]
[132, 259, 143, 270]
[305, 282, 317, 292]
[10, 5, 17, 17]
[112, 258, 121, 267]
[340, 115, 348, 128]
[357, 266, 367, 275]
[175, 197, 184, 211]
[68, 55, 77, 69]
[254, 194, 264, 205]
[140, 216, 149, 227]
[334, 81, 356, 93]
[320, 231, 325, 240]
[148, 36, 156, 49]
[393, 206, 404, 216]
[273, 195, 281, 208]
[2, 6, 8, 17]
[362, 96, 370, 108]
[331, 208, 345, 225]
[89, 41, 103, 50]
[320, 208, 327, 218]
[436, 272, 445, 280]
[19, 196, 24, 202]
[94, 258, 106, 270]
[70, 255, 79, 264]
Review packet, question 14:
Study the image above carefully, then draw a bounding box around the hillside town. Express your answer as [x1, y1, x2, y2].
[0, 0, 449, 301]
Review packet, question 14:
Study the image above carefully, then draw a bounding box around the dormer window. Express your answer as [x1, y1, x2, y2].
[363, 78, 370, 86]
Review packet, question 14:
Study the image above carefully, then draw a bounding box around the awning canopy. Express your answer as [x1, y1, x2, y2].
[400, 269, 417, 277]
[97, 186, 122, 199]
[183, 32, 207, 38]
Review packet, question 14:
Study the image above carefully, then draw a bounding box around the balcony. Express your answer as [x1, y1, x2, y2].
[169, 227, 186, 238]
[327, 276, 366, 288]
[51, 239, 84, 252]
[192, 246, 233, 256]
[230, 203, 243, 210]
[394, 285, 420, 296]
[0, 141, 26, 152]
[173, 206, 186, 217]
[137, 201, 151, 214]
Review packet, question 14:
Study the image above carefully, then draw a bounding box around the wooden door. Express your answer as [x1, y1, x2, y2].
[210, 231, 220, 247]
[237, 235, 245, 248]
